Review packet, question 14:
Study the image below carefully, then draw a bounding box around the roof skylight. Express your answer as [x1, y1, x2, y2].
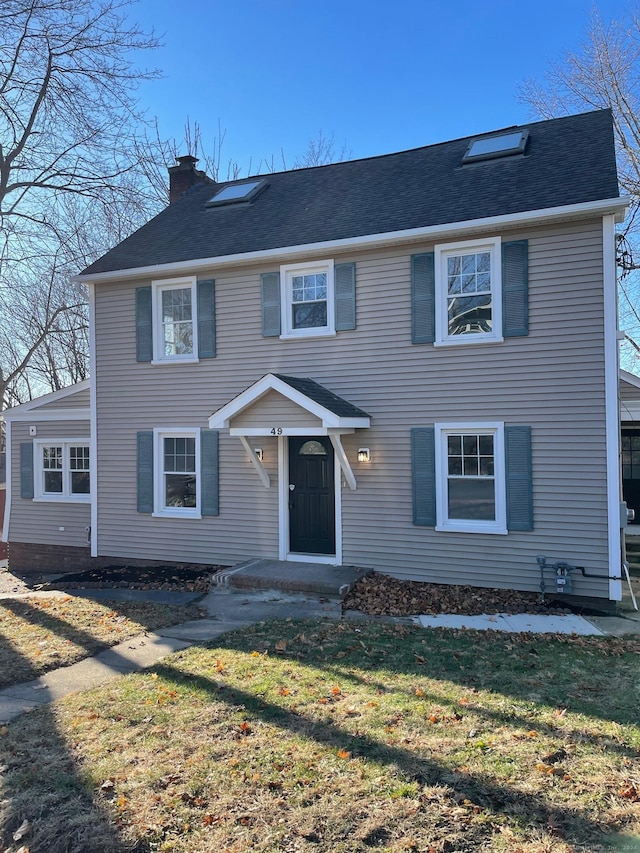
[462, 130, 528, 164]
[208, 179, 267, 206]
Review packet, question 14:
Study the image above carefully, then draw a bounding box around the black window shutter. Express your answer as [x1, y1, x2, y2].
[20, 442, 34, 499]
[136, 287, 153, 362]
[201, 429, 219, 516]
[334, 262, 356, 331]
[197, 279, 216, 358]
[502, 240, 529, 337]
[411, 253, 435, 344]
[505, 426, 533, 531]
[411, 427, 436, 526]
[261, 272, 281, 337]
[136, 431, 154, 513]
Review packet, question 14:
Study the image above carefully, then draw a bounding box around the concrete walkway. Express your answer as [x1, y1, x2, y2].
[0, 587, 341, 723]
[0, 583, 638, 724]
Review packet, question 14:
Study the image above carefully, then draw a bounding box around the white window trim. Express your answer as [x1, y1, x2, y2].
[33, 438, 91, 503]
[152, 427, 201, 519]
[434, 421, 507, 535]
[151, 276, 199, 364]
[434, 236, 503, 347]
[280, 259, 336, 340]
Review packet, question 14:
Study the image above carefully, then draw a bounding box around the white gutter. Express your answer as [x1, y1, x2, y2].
[1, 420, 10, 544]
[603, 214, 622, 601]
[88, 283, 98, 558]
[75, 196, 630, 285]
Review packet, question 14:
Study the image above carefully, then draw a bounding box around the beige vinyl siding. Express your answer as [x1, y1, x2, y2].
[38, 387, 90, 411]
[8, 420, 91, 547]
[231, 391, 323, 429]
[93, 219, 611, 598]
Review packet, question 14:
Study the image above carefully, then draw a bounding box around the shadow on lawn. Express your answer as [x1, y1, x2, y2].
[152, 647, 633, 850]
[0, 595, 186, 689]
[0, 600, 161, 853]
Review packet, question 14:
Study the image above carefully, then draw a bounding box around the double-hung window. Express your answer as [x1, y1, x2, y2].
[435, 238, 502, 346]
[34, 440, 90, 501]
[153, 429, 200, 517]
[435, 422, 506, 534]
[152, 277, 198, 362]
[280, 260, 335, 339]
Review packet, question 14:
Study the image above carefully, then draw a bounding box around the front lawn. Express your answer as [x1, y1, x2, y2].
[0, 595, 203, 688]
[1, 620, 639, 852]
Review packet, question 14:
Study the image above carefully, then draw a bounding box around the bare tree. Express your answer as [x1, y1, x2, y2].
[291, 131, 350, 169]
[518, 7, 640, 363]
[0, 0, 161, 410]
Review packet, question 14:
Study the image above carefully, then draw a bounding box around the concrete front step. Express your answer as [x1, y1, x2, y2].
[214, 559, 371, 597]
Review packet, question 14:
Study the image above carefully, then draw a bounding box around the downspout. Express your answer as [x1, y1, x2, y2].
[603, 214, 622, 601]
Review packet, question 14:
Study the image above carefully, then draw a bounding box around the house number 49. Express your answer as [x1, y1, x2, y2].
[270, 427, 283, 435]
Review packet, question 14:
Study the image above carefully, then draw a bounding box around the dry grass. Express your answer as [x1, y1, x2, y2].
[0, 594, 203, 688]
[1, 620, 639, 853]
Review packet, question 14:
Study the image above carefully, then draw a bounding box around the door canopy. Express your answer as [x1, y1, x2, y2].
[208, 374, 371, 491]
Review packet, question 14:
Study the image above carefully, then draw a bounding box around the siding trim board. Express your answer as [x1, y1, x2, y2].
[603, 214, 623, 601]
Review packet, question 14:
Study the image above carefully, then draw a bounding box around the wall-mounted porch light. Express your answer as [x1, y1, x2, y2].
[254, 448, 264, 462]
[357, 448, 371, 463]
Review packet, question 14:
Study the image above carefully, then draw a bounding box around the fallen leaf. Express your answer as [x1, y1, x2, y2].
[274, 641, 287, 653]
[618, 784, 640, 801]
[13, 819, 31, 841]
[337, 749, 351, 759]
[0, 726, 9, 736]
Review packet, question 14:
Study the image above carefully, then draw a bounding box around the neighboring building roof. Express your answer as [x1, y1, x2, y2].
[81, 110, 620, 277]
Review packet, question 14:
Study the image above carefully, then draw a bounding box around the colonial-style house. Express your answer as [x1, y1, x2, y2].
[1, 109, 630, 604]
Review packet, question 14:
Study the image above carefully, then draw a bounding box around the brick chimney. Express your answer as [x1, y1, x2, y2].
[168, 155, 212, 203]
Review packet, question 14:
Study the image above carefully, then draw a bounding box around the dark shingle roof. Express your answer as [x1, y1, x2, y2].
[275, 375, 370, 419]
[82, 110, 619, 276]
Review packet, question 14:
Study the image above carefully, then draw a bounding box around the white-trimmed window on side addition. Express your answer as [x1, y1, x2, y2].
[154, 429, 201, 518]
[435, 237, 502, 346]
[34, 440, 90, 502]
[435, 422, 506, 534]
[281, 260, 335, 339]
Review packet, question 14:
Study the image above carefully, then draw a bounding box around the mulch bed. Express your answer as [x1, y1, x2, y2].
[13, 563, 568, 616]
[343, 572, 565, 616]
[41, 563, 223, 593]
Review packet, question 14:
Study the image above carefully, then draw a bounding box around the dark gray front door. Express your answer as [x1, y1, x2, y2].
[288, 436, 335, 554]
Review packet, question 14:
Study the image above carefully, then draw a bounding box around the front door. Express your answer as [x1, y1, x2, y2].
[288, 436, 335, 554]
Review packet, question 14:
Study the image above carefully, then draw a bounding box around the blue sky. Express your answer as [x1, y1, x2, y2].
[131, 0, 626, 174]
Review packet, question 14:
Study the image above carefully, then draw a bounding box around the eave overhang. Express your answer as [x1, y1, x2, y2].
[75, 196, 630, 285]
